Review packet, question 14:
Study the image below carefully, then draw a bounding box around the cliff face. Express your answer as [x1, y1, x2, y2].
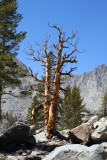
[2, 76, 37, 120]
[1, 58, 37, 120]
[63, 64, 107, 113]
[1, 60, 107, 120]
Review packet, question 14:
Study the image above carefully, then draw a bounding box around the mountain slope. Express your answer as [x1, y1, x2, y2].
[1, 58, 37, 120]
[63, 64, 107, 113]
[1, 61, 107, 120]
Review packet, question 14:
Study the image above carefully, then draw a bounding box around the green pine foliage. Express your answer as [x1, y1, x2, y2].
[0, 0, 26, 56]
[61, 85, 85, 129]
[0, 0, 26, 120]
[0, 55, 21, 86]
[27, 94, 44, 129]
[3, 112, 18, 131]
[97, 92, 107, 118]
[0, 0, 26, 86]
[20, 90, 32, 96]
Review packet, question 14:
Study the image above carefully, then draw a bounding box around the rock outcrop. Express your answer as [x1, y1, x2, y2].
[43, 144, 107, 160]
[91, 117, 107, 143]
[0, 122, 30, 150]
[68, 116, 98, 145]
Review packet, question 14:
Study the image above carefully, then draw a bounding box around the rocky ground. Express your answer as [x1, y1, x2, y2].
[0, 116, 107, 160]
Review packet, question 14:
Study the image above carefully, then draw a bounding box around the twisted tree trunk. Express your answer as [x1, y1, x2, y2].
[47, 45, 62, 136]
[30, 25, 78, 137]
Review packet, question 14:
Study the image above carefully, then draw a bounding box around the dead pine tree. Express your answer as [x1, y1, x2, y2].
[27, 39, 55, 133]
[27, 25, 79, 137]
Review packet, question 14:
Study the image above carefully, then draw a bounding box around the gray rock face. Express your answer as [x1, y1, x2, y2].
[91, 117, 107, 143]
[43, 144, 106, 160]
[2, 76, 37, 120]
[1, 56, 38, 121]
[2, 61, 107, 121]
[63, 64, 107, 112]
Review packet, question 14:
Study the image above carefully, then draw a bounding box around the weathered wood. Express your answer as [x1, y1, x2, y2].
[31, 104, 44, 121]
[44, 57, 50, 128]
[31, 25, 78, 137]
[47, 38, 62, 136]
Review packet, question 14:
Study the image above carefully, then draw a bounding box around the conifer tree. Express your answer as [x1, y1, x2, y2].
[101, 92, 107, 116]
[61, 85, 85, 129]
[0, 0, 26, 56]
[0, 0, 26, 120]
[98, 92, 107, 118]
[27, 94, 44, 129]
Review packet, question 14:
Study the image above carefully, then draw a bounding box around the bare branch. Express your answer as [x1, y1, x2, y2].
[60, 87, 67, 92]
[26, 45, 46, 63]
[53, 44, 59, 50]
[63, 57, 77, 64]
[48, 24, 61, 34]
[31, 104, 44, 121]
[28, 82, 44, 94]
[63, 46, 69, 49]
[29, 67, 34, 77]
[63, 31, 78, 43]
[62, 49, 77, 60]
[61, 54, 77, 67]
[74, 38, 79, 48]
[43, 37, 49, 57]
[48, 24, 63, 42]
[61, 67, 77, 77]
[32, 104, 44, 115]
[33, 56, 46, 63]
[0, 92, 20, 98]
[29, 87, 44, 94]
[29, 67, 44, 83]
[41, 65, 46, 67]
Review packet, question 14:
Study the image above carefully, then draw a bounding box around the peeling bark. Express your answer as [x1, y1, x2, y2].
[47, 43, 62, 136]
[30, 25, 78, 137]
[44, 57, 50, 129]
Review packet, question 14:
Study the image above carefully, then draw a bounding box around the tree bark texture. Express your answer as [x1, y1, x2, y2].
[44, 57, 50, 129]
[30, 25, 78, 137]
[47, 43, 62, 135]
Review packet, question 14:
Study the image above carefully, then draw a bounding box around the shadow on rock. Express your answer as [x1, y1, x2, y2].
[0, 122, 30, 151]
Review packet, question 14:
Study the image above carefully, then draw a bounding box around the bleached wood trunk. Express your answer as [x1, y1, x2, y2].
[30, 25, 78, 137]
[44, 57, 50, 130]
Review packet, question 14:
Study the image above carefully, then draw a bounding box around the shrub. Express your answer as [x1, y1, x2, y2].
[3, 112, 18, 131]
